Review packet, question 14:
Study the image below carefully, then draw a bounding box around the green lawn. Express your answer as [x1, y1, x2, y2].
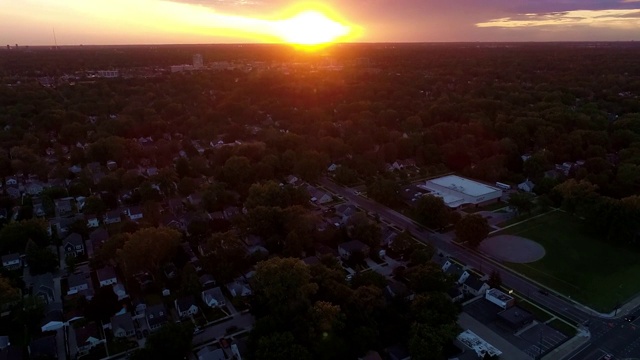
[498, 210, 640, 312]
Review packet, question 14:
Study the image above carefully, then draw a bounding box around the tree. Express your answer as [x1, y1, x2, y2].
[117, 227, 181, 278]
[553, 179, 599, 217]
[254, 332, 311, 360]
[0, 276, 20, 308]
[25, 240, 58, 275]
[180, 263, 201, 296]
[414, 195, 451, 230]
[404, 263, 451, 293]
[0, 218, 50, 253]
[488, 270, 502, 289]
[85, 285, 120, 323]
[347, 213, 381, 249]
[367, 177, 400, 206]
[252, 257, 318, 319]
[83, 196, 106, 215]
[390, 230, 414, 256]
[507, 192, 535, 215]
[132, 322, 194, 360]
[455, 214, 490, 248]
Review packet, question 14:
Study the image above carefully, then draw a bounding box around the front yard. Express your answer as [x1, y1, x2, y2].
[497, 210, 640, 312]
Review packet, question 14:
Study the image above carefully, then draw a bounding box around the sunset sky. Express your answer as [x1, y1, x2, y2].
[1, 0, 640, 45]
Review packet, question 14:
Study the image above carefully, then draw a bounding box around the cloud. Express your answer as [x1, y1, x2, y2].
[476, 8, 640, 29]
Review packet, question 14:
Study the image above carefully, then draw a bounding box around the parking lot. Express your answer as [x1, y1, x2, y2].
[463, 299, 568, 358]
[519, 323, 568, 358]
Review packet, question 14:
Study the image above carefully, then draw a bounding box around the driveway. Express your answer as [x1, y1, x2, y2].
[192, 313, 255, 347]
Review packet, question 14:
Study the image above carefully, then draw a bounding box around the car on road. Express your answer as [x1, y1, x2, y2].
[624, 315, 636, 322]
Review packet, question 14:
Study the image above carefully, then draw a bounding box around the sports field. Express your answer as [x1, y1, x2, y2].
[497, 210, 640, 312]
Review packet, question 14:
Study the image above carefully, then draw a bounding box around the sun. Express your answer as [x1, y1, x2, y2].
[274, 10, 351, 47]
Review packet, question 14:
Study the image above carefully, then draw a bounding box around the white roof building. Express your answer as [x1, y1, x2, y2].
[417, 175, 502, 208]
[457, 330, 502, 358]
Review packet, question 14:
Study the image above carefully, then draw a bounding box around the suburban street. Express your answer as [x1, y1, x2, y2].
[319, 177, 640, 359]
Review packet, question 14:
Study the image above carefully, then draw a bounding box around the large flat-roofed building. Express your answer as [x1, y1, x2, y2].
[417, 175, 502, 208]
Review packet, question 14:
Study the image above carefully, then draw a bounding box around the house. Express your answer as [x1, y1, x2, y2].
[338, 240, 371, 260]
[307, 185, 332, 204]
[447, 287, 464, 302]
[133, 300, 147, 319]
[106, 161, 117, 171]
[202, 287, 226, 308]
[97, 266, 118, 287]
[29, 335, 57, 359]
[1, 253, 21, 271]
[25, 182, 44, 195]
[5, 187, 20, 199]
[167, 198, 184, 215]
[187, 193, 203, 206]
[145, 304, 168, 331]
[160, 214, 186, 231]
[517, 179, 535, 193]
[40, 303, 64, 332]
[175, 296, 199, 318]
[89, 229, 109, 254]
[111, 313, 135, 338]
[85, 214, 100, 228]
[285, 175, 299, 185]
[103, 210, 122, 224]
[31, 273, 55, 304]
[199, 274, 216, 289]
[126, 206, 144, 221]
[32, 198, 46, 217]
[462, 273, 490, 297]
[112, 283, 128, 301]
[327, 163, 338, 172]
[50, 215, 84, 239]
[5, 177, 18, 186]
[74, 322, 102, 356]
[223, 206, 241, 220]
[380, 227, 398, 247]
[63, 233, 84, 257]
[441, 260, 470, 284]
[226, 281, 252, 297]
[67, 273, 94, 300]
[55, 199, 73, 216]
[335, 204, 357, 223]
[196, 346, 226, 360]
[384, 280, 414, 301]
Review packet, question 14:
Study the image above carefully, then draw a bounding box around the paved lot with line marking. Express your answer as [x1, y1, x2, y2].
[520, 323, 568, 358]
[463, 299, 568, 358]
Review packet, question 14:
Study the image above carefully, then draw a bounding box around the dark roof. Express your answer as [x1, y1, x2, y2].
[199, 274, 216, 287]
[176, 296, 197, 313]
[385, 280, 410, 299]
[32, 273, 55, 302]
[68, 273, 89, 288]
[301, 256, 320, 266]
[0, 344, 23, 360]
[29, 335, 57, 358]
[111, 312, 134, 333]
[146, 304, 168, 328]
[464, 273, 487, 291]
[444, 262, 464, 278]
[128, 206, 143, 216]
[498, 306, 534, 327]
[447, 287, 463, 299]
[197, 346, 226, 360]
[97, 266, 117, 282]
[1, 253, 20, 263]
[339, 240, 370, 253]
[75, 322, 100, 345]
[64, 233, 83, 247]
[105, 210, 121, 219]
[89, 229, 109, 251]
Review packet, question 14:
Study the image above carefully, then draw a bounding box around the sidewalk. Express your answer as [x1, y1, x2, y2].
[541, 330, 590, 360]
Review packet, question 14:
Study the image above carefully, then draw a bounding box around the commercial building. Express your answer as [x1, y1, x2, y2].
[456, 330, 502, 358]
[485, 288, 515, 310]
[417, 175, 502, 208]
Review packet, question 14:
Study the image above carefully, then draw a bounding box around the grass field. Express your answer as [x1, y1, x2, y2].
[497, 210, 640, 313]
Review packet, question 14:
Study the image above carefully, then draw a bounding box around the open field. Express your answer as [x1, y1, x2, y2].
[497, 210, 640, 312]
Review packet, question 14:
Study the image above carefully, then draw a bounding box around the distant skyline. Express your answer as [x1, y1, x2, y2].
[2, 0, 640, 46]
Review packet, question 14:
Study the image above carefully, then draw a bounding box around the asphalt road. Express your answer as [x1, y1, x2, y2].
[318, 177, 640, 359]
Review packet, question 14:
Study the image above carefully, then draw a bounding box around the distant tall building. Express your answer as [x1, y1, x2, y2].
[193, 54, 203, 69]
